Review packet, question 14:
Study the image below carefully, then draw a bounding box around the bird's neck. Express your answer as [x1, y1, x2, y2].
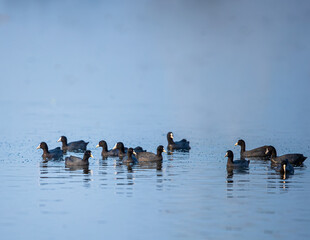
[167, 137, 174, 144]
[62, 139, 68, 147]
[240, 142, 246, 153]
[127, 152, 133, 160]
[271, 148, 277, 158]
[102, 145, 108, 152]
[227, 156, 234, 164]
[119, 146, 125, 154]
[157, 150, 162, 157]
[43, 147, 49, 154]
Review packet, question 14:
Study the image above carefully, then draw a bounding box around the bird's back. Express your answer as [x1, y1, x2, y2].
[137, 152, 161, 161]
[65, 156, 86, 166]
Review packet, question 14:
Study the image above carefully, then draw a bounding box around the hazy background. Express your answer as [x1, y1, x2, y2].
[0, 0, 310, 138]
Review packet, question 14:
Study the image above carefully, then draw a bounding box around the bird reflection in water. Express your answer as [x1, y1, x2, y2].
[65, 165, 92, 175]
[125, 163, 134, 173]
[226, 167, 249, 198]
[167, 149, 190, 155]
[40, 163, 49, 175]
[40, 164, 63, 178]
[138, 161, 163, 171]
[226, 167, 249, 179]
[167, 150, 174, 156]
[279, 173, 292, 190]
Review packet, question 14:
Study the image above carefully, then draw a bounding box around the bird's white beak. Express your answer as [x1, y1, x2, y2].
[36, 145, 40, 149]
[265, 148, 269, 154]
[225, 152, 228, 157]
[57, 137, 61, 142]
[234, 142, 238, 146]
[96, 144, 99, 148]
[163, 148, 167, 153]
[112, 143, 117, 150]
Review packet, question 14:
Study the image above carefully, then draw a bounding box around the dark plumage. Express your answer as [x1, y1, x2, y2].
[57, 136, 88, 152]
[136, 145, 166, 162]
[225, 150, 250, 168]
[65, 150, 93, 166]
[235, 139, 270, 158]
[122, 148, 137, 164]
[112, 142, 143, 160]
[112, 142, 127, 158]
[133, 146, 146, 153]
[96, 140, 119, 157]
[265, 146, 307, 166]
[37, 142, 63, 160]
[167, 132, 191, 150]
[275, 159, 294, 175]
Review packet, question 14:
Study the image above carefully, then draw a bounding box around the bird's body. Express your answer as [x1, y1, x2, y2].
[96, 140, 119, 157]
[132, 146, 146, 153]
[58, 136, 88, 152]
[113, 142, 127, 158]
[65, 150, 93, 166]
[136, 145, 166, 162]
[37, 142, 63, 160]
[266, 146, 307, 166]
[113, 142, 137, 161]
[235, 139, 270, 158]
[122, 148, 137, 164]
[225, 150, 250, 168]
[167, 132, 190, 150]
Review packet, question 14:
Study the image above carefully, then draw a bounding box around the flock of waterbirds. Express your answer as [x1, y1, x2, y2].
[36, 132, 307, 179]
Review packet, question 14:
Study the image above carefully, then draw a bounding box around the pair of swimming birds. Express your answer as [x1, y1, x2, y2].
[225, 139, 307, 176]
[36, 132, 191, 166]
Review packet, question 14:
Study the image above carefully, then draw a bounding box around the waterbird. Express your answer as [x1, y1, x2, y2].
[136, 145, 166, 162]
[235, 139, 270, 158]
[96, 140, 119, 157]
[225, 150, 250, 168]
[167, 132, 190, 150]
[57, 136, 88, 152]
[265, 146, 307, 166]
[37, 142, 63, 160]
[65, 150, 93, 166]
[122, 148, 137, 164]
[112, 142, 145, 159]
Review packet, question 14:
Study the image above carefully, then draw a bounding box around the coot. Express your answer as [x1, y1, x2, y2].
[36, 142, 63, 160]
[122, 148, 137, 164]
[57, 136, 88, 152]
[96, 140, 119, 157]
[235, 139, 270, 158]
[136, 145, 166, 162]
[167, 132, 190, 150]
[265, 146, 307, 166]
[225, 150, 250, 168]
[65, 150, 93, 166]
[112, 142, 127, 158]
[112, 142, 143, 159]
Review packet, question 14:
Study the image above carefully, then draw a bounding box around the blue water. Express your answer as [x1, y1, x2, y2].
[0, 107, 309, 239]
[1, 1, 310, 239]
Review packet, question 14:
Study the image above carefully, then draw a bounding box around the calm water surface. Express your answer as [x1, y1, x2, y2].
[0, 103, 309, 240]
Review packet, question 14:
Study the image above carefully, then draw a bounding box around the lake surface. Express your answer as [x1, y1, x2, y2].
[1, 1, 310, 239]
[0, 101, 309, 240]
